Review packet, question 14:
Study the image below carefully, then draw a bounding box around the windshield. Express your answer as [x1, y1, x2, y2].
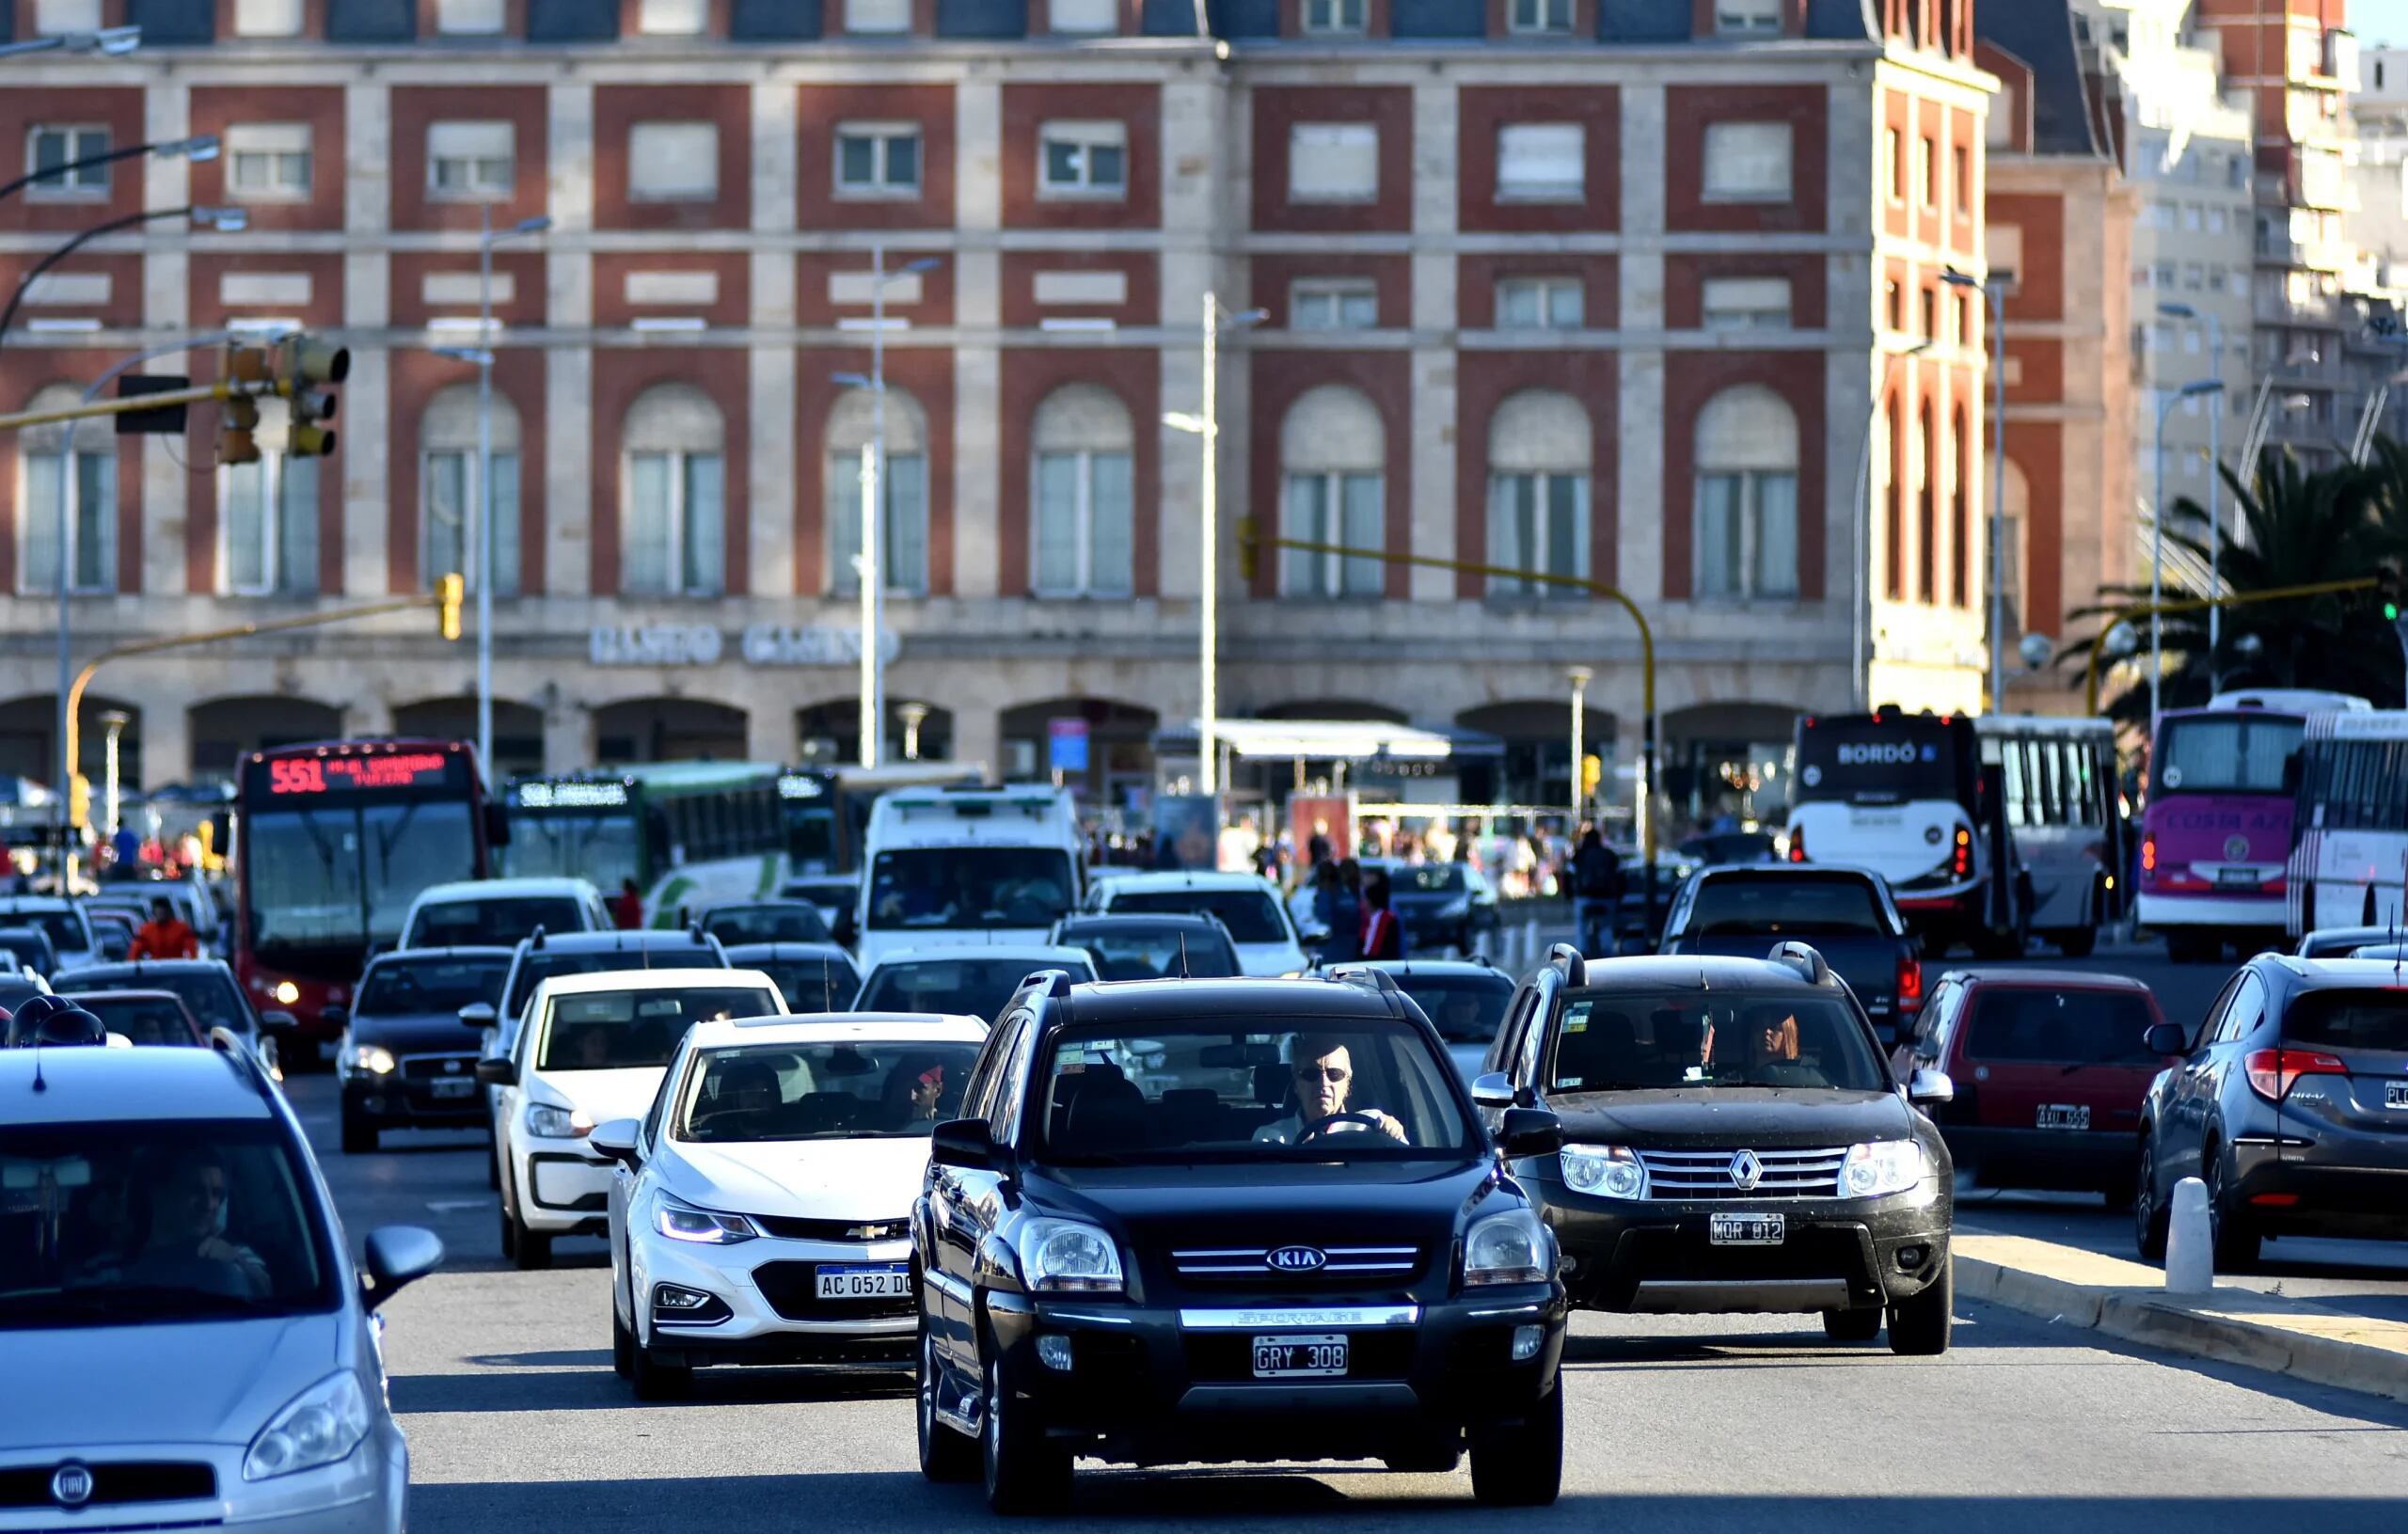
[58, 970, 251, 1036]
[1107, 888, 1289, 944]
[1036, 1019, 1473, 1162]
[1069, 927, 1242, 981]
[2284, 991, 2408, 1053]
[704, 904, 832, 945]
[245, 801, 478, 959]
[1549, 990, 1888, 1093]
[2153, 714, 2304, 797]
[0, 1119, 334, 1328]
[75, 997, 202, 1047]
[409, 896, 584, 950]
[1398, 976, 1513, 1045]
[867, 847, 1075, 932]
[502, 944, 724, 1021]
[676, 1040, 981, 1142]
[1687, 877, 1886, 937]
[536, 987, 778, 1071]
[1963, 989, 2162, 1067]
[501, 812, 642, 890]
[785, 807, 837, 874]
[1793, 720, 1968, 806]
[858, 957, 1086, 1022]
[0, 908, 85, 954]
[356, 956, 510, 1017]
[753, 958, 861, 1014]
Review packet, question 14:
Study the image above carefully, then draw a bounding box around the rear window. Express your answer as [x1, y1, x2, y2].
[1963, 988, 2160, 1067]
[1685, 877, 1886, 937]
[504, 944, 721, 1018]
[356, 957, 510, 1017]
[1109, 889, 1287, 944]
[537, 987, 778, 1071]
[2284, 990, 2408, 1053]
[752, 957, 862, 1015]
[703, 904, 832, 945]
[413, 897, 586, 949]
[1397, 976, 1513, 1045]
[78, 998, 200, 1047]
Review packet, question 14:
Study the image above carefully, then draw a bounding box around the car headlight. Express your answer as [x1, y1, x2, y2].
[1840, 1140, 1927, 1199]
[524, 1101, 592, 1139]
[273, 980, 301, 1005]
[1017, 1218, 1124, 1294]
[1559, 1144, 1647, 1199]
[654, 1194, 757, 1245]
[343, 1040, 396, 1077]
[243, 1369, 370, 1481]
[1463, 1209, 1551, 1287]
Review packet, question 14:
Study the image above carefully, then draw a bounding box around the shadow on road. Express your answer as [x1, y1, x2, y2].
[391, 1362, 911, 1415]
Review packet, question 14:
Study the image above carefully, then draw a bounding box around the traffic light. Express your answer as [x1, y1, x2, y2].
[1235, 516, 1259, 582]
[1581, 753, 1604, 799]
[217, 394, 260, 466]
[276, 336, 349, 459]
[2378, 565, 2404, 623]
[68, 773, 89, 833]
[436, 573, 464, 641]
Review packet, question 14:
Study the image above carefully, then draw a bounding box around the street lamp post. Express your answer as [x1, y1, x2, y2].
[1943, 270, 2006, 710]
[1567, 666, 1592, 830]
[2151, 379, 2227, 731]
[1846, 339, 1933, 709]
[833, 245, 943, 771]
[2159, 303, 2226, 654]
[1164, 294, 1267, 798]
[99, 710, 129, 840]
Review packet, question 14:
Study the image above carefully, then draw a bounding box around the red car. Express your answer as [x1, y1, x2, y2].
[1893, 969, 2178, 1203]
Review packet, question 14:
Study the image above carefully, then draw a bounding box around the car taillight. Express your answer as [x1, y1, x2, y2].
[2242, 1047, 2348, 1101]
[1788, 826, 1807, 863]
[1951, 827, 1972, 880]
[2141, 834, 2157, 876]
[1898, 954, 1925, 1010]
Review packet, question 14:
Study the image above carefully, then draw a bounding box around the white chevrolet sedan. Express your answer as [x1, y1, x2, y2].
[590, 1011, 986, 1399]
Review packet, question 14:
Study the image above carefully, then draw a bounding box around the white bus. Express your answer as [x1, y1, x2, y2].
[2287, 710, 2408, 936]
[1978, 715, 2126, 958]
[855, 785, 1084, 969]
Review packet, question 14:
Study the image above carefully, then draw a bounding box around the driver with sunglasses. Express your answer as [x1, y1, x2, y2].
[1252, 1034, 1409, 1145]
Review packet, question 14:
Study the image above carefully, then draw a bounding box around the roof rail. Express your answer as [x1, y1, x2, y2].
[1545, 941, 1588, 988]
[1766, 941, 1831, 987]
[528, 925, 547, 951]
[1021, 968, 1077, 1001]
[1333, 965, 1403, 997]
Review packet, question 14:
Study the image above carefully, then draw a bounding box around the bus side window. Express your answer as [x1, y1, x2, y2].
[2003, 739, 2029, 828]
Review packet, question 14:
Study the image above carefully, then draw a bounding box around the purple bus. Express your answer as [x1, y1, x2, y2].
[2138, 690, 2369, 962]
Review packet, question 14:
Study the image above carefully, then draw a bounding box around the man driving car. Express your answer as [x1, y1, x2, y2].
[1253, 1034, 1407, 1145]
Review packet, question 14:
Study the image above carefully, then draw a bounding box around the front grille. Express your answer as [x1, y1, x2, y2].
[752, 1214, 911, 1242]
[1636, 1147, 1846, 1199]
[0, 1461, 216, 1510]
[400, 1052, 479, 1081]
[1170, 1245, 1420, 1281]
[751, 1259, 917, 1322]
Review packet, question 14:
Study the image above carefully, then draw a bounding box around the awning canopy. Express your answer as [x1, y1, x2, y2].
[1155, 719, 1504, 763]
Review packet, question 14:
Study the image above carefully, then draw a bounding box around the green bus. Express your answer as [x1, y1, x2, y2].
[501, 761, 786, 922]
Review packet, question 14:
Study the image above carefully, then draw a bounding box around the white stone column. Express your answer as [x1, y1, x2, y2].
[342, 81, 393, 600]
[1618, 83, 1669, 608]
[141, 80, 192, 598]
[547, 83, 596, 599]
[752, 80, 799, 598]
[1410, 77, 1460, 603]
[1155, 74, 1224, 606]
[952, 77, 1004, 600]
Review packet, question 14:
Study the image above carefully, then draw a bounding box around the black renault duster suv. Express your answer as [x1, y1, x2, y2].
[1482, 943, 1956, 1354]
[913, 969, 1571, 1513]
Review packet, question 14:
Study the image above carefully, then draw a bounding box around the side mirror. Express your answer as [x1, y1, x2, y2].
[361, 1225, 444, 1311]
[317, 1005, 346, 1032]
[1470, 1071, 1516, 1112]
[474, 1056, 517, 1087]
[459, 1001, 497, 1030]
[929, 1117, 995, 1170]
[1907, 1067, 1955, 1105]
[1498, 1106, 1564, 1159]
[589, 1117, 642, 1166]
[2145, 1022, 2190, 1058]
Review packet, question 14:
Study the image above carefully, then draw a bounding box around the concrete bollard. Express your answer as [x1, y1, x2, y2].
[2164, 1176, 2213, 1293]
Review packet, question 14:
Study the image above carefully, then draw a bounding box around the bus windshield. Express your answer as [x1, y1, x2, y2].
[503, 811, 643, 890]
[866, 847, 1076, 931]
[246, 801, 478, 971]
[2153, 713, 2304, 797]
[1793, 719, 1966, 805]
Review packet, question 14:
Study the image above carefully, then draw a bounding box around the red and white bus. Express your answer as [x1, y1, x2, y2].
[232, 738, 500, 1056]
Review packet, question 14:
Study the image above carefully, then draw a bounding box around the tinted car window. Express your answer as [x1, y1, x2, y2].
[1549, 990, 1887, 1093]
[1108, 889, 1287, 943]
[1065, 926, 1242, 981]
[703, 904, 832, 945]
[1685, 878, 1885, 937]
[752, 958, 862, 1014]
[0, 931, 52, 972]
[675, 1040, 981, 1141]
[859, 958, 1085, 1022]
[1962, 989, 2160, 1066]
[536, 987, 779, 1072]
[505, 944, 721, 1019]
[77, 997, 203, 1047]
[1397, 976, 1513, 1046]
[2284, 990, 2408, 1052]
[412, 897, 585, 949]
[0, 976, 47, 1014]
[356, 956, 510, 1017]
[0, 908, 85, 955]
[57, 970, 250, 1036]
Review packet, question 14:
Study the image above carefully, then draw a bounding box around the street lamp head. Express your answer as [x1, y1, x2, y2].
[87, 25, 142, 55]
[191, 206, 247, 232]
[2103, 621, 2139, 660]
[832, 372, 876, 390]
[513, 215, 552, 235]
[432, 345, 494, 365]
[2158, 302, 2197, 320]
[2179, 379, 2227, 400]
[1904, 339, 1935, 356]
[1229, 308, 1271, 328]
[897, 256, 944, 277]
[1162, 411, 1208, 435]
[1941, 268, 1982, 290]
[2018, 632, 2056, 671]
[166, 134, 219, 164]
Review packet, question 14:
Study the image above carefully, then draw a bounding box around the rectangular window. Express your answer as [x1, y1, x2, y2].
[436, 0, 505, 31]
[423, 449, 521, 598]
[1487, 474, 1590, 597]
[19, 442, 115, 595]
[1281, 473, 1384, 598]
[32, 0, 99, 31]
[637, 0, 709, 32]
[1288, 122, 1379, 203]
[1716, 0, 1782, 34]
[1694, 471, 1798, 600]
[844, 0, 912, 31]
[834, 121, 923, 197]
[1049, 0, 1119, 31]
[1703, 120, 1793, 202]
[1303, 0, 1367, 32]
[1289, 278, 1378, 330]
[628, 120, 720, 201]
[1988, 221, 2023, 291]
[427, 120, 515, 200]
[1700, 276, 1791, 331]
[1508, 0, 1572, 33]
[223, 452, 319, 598]
[1918, 134, 1937, 207]
[1497, 123, 1585, 202]
[225, 123, 313, 201]
[24, 126, 109, 199]
[828, 449, 930, 597]
[233, 0, 304, 34]
[1496, 277, 1583, 329]
[1884, 127, 1902, 202]
[626, 451, 726, 596]
[1953, 144, 1969, 213]
[1039, 120, 1128, 198]
[1032, 451, 1134, 597]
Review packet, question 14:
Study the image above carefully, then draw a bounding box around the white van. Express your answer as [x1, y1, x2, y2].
[396, 878, 610, 953]
[854, 787, 1082, 970]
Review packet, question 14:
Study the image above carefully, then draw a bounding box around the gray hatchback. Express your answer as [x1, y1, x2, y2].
[0, 1038, 440, 1530]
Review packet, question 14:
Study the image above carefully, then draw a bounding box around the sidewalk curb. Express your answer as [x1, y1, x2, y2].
[1956, 1256, 2408, 1407]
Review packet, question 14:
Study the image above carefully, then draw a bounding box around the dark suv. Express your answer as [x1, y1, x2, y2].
[913, 971, 1570, 1513]
[1483, 944, 1956, 1353]
[2135, 956, 2408, 1269]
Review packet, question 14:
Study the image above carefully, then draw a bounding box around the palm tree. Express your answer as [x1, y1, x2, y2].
[2061, 449, 2404, 727]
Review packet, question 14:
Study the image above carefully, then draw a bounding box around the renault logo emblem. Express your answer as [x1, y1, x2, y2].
[1728, 1150, 1763, 1192]
[50, 1463, 93, 1509]
[1265, 1245, 1328, 1273]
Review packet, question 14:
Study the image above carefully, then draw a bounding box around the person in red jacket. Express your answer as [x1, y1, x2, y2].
[128, 896, 198, 961]
[610, 878, 646, 930]
[1360, 873, 1405, 961]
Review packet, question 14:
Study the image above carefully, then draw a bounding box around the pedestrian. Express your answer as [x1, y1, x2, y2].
[1361, 871, 1405, 960]
[1314, 860, 1365, 964]
[107, 823, 141, 878]
[128, 895, 198, 961]
[1571, 827, 1623, 957]
[610, 878, 645, 930]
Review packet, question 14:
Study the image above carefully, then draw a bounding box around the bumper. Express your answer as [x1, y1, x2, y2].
[636, 1228, 917, 1367]
[1942, 1126, 2137, 1190]
[2230, 1141, 2408, 1241]
[1534, 1178, 1951, 1313]
[2135, 891, 2286, 931]
[986, 1286, 1566, 1466]
[0, 1426, 404, 1534]
[341, 1076, 483, 1131]
[512, 1142, 614, 1234]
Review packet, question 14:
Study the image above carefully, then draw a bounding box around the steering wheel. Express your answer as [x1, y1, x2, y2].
[1297, 1111, 1384, 1141]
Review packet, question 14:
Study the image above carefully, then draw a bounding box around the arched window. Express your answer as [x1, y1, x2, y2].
[623, 384, 724, 597]
[421, 384, 520, 596]
[1916, 401, 1937, 604]
[827, 385, 928, 597]
[1950, 403, 1971, 608]
[1693, 386, 1799, 600]
[1279, 385, 1384, 598]
[222, 393, 317, 597]
[1030, 384, 1133, 597]
[19, 382, 113, 594]
[1486, 388, 1591, 598]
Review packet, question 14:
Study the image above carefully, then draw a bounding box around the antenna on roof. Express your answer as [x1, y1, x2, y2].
[30, 1048, 44, 1093]
[822, 955, 836, 1013]
[1176, 931, 1190, 979]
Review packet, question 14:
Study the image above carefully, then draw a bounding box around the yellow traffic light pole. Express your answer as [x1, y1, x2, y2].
[2082, 576, 2380, 715]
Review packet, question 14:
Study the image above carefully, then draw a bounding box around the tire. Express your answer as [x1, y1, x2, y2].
[981, 1349, 1070, 1515]
[2204, 1144, 2260, 1273]
[2134, 1136, 2170, 1261]
[611, 1302, 635, 1380]
[1821, 1306, 1883, 1343]
[1468, 1377, 1563, 1507]
[917, 1325, 978, 1483]
[498, 1203, 516, 1263]
[2055, 926, 2097, 959]
[628, 1322, 691, 1401]
[339, 1109, 376, 1155]
[1887, 1259, 1953, 1356]
[510, 1213, 551, 1272]
[485, 1138, 500, 1191]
